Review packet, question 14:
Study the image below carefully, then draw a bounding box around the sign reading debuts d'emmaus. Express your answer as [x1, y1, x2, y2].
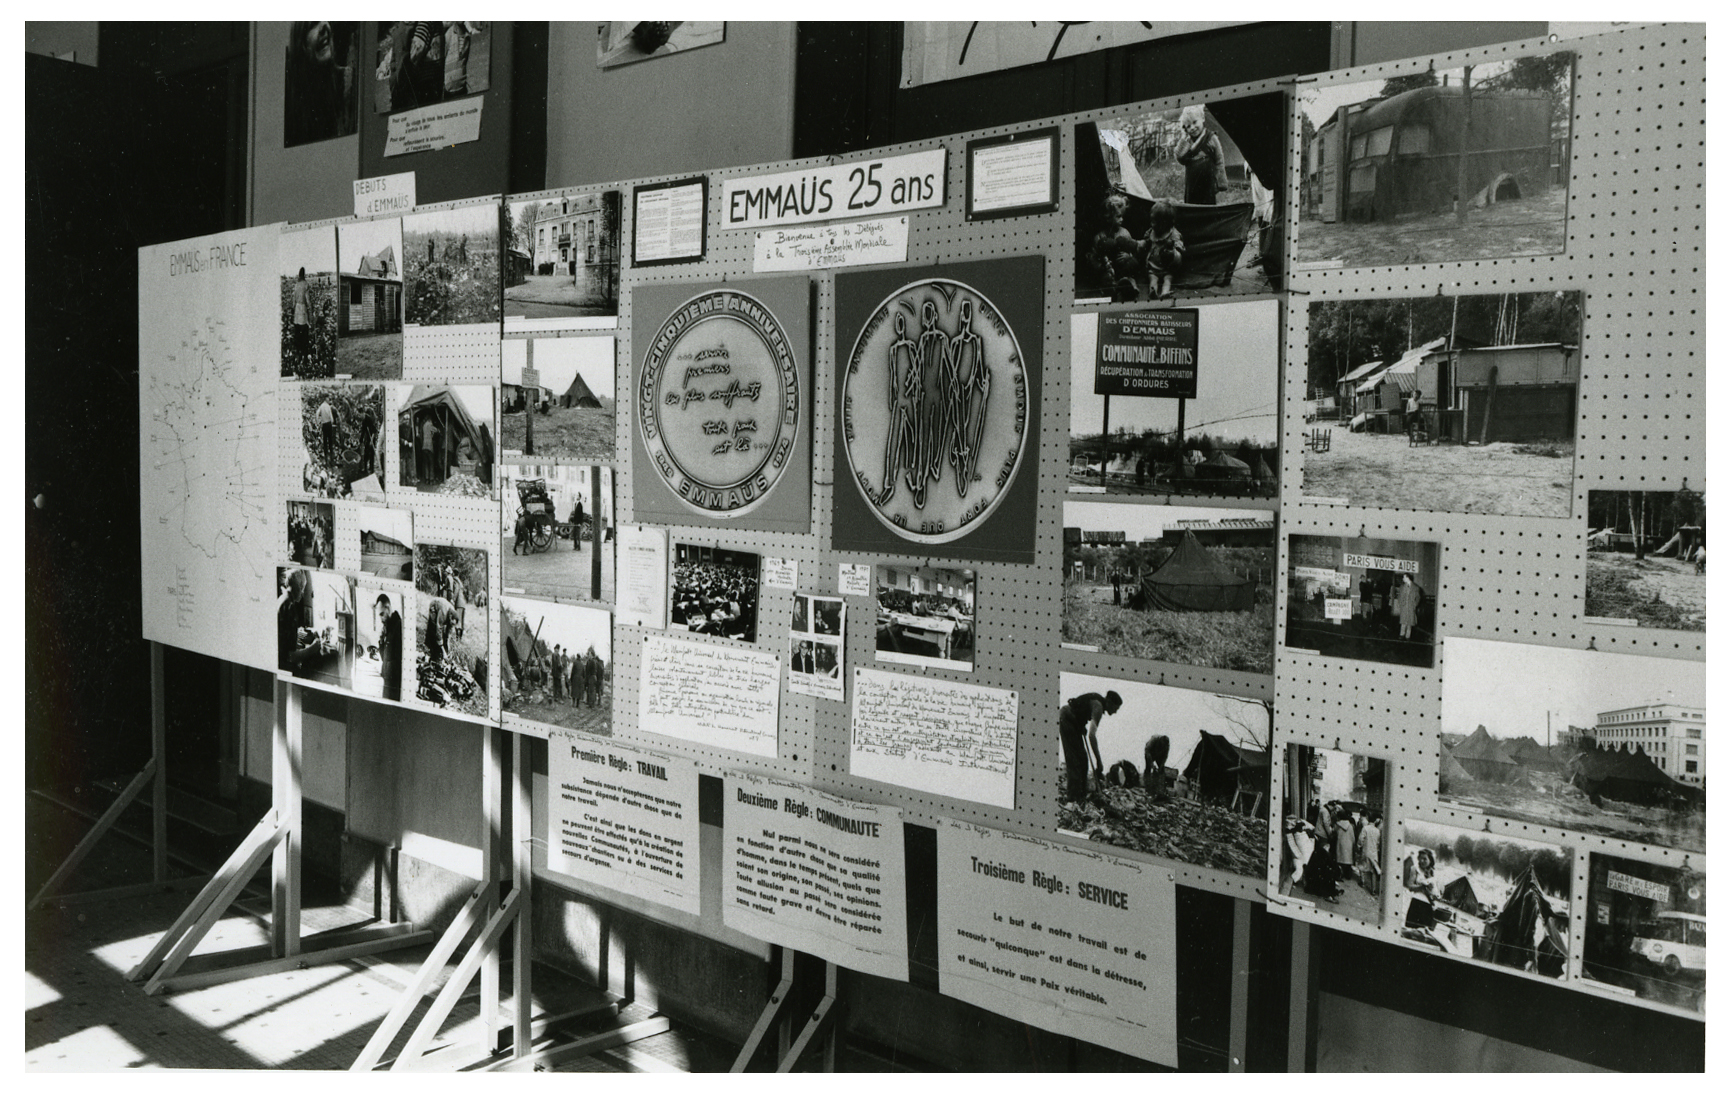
[722, 149, 946, 230]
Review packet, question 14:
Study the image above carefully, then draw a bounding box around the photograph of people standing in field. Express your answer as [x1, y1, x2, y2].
[280, 225, 339, 379]
[403, 202, 502, 329]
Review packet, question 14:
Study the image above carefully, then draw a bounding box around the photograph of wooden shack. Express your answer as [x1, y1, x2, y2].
[1284, 534, 1440, 667]
[1585, 486, 1707, 632]
[395, 384, 495, 498]
[357, 506, 413, 582]
[504, 191, 622, 327]
[335, 217, 404, 379]
[1583, 853, 1706, 1013]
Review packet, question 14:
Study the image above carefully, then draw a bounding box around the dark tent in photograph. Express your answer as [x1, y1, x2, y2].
[1193, 450, 1253, 485]
[1477, 866, 1568, 977]
[1505, 735, 1564, 773]
[1141, 531, 1255, 612]
[561, 372, 602, 409]
[502, 613, 546, 674]
[1438, 750, 1475, 795]
[1183, 731, 1268, 815]
[1440, 875, 1489, 918]
[1570, 743, 1695, 807]
[1449, 726, 1522, 784]
[399, 385, 487, 458]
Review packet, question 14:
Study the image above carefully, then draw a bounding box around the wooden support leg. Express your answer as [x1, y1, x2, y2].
[141, 815, 286, 993]
[1288, 920, 1313, 1073]
[271, 678, 302, 959]
[350, 882, 490, 1072]
[481, 726, 502, 1053]
[731, 947, 797, 1072]
[1228, 896, 1251, 1072]
[511, 731, 533, 1059]
[151, 641, 168, 884]
[28, 759, 159, 910]
[126, 807, 281, 982]
[390, 886, 524, 1070]
[776, 960, 840, 1073]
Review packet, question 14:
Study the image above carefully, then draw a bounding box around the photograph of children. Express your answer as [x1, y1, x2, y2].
[1056, 671, 1270, 878]
[597, 21, 725, 68]
[296, 383, 386, 500]
[277, 566, 356, 690]
[1276, 744, 1388, 926]
[357, 506, 413, 582]
[670, 544, 760, 643]
[1585, 486, 1707, 632]
[1074, 93, 1283, 302]
[500, 596, 612, 735]
[394, 384, 496, 499]
[1063, 502, 1275, 674]
[500, 464, 615, 603]
[335, 218, 404, 380]
[403, 203, 502, 330]
[1296, 52, 1574, 269]
[1302, 291, 1583, 517]
[1284, 534, 1440, 668]
[1438, 637, 1705, 854]
[1397, 819, 1572, 980]
[501, 336, 616, 462]
[1583, 853, 1705, 1014]
[283, 21, 358, 147]
[374, 22, 491, 114]
[412, 544, 488, 716]
[286, 500, 335, 569]
[1067, 300, 1279, 498]
[504, 192, 622, 327]
[874, 565, 975, 672]
[354, 582, 405, 703]
[279, 225, 339, 378]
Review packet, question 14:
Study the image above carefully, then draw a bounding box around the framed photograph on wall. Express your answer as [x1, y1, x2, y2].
[633, 176, 708, 267]
[966, 127, 1059, 220]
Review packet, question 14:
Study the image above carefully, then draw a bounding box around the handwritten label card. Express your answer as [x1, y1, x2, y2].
[762, 557, 797, 590]
[640, 633, 781, 757]
[850, 667, 1017, 809]
[753, 216, 909, 272]
[838, 563, 872, 598]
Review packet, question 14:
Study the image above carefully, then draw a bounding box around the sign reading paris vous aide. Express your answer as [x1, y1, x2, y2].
[722, 149, 946, 230]
[1094, 309, 1199, 398]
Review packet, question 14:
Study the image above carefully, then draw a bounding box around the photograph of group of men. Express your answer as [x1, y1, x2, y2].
[286, 500, 335, 569]
[296, 383, 386, 501]
[501, 597, 612, 735]
[874, 565, 974, 672]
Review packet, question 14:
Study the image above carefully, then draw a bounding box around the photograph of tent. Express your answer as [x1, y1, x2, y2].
[335, 217, 404, 380]
[402, 202, 502, 329]
[1284, 534, 1441, 667]
[393, 383, 495, 499]
[500, 463, 615, 604]
[1296, 53, 1574, 268]
[500, 596, 612, 736]
[1584, 487, 1707, 632]
[1055, 671, 1270, 878]
[504, 191, 621, 328]
[412, 543, 488, 717]
[1063, 501, 1274, 673]
[1276, 744, 1387, 927]
[293, 383, 385, 500]
[1438, 637, 1705, 854]
[1583, 853, 1705, 1014]
[500, 336, 617, 461]
[279, 225, 339, 379]
[357, 506, 413, 582]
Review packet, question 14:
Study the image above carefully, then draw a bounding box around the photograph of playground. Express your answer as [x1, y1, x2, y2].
[501, 336, 617, 462]
[1584, 487, 1707, 632]
[1276, 744, 1387, 927]
[1583, 853, 1706, 1014]
[1284, 534, 1440, 668]
[500, 596, 612, 736]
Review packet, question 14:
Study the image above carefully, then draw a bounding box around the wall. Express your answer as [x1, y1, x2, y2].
[251, 21, 360, 226]
[26, 21, 99, 64]
[1343, 21, 1549, 66]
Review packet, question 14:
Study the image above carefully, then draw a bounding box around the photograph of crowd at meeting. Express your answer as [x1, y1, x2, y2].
[874, 565, 974, 672]
[413, 544, 489, 717]
[402, 203, 503, 329]
[670, 544, 760, 643]
[1582, 853, 1705, 1014]
[1302, 291, 1582, 518]
[1585, 486, 1707, 632]
[277, 565, 356, 690]
[395, 384, 495, 499]
[501, 597, 611, 735]
[279, 225, 339, 378]
[286, 500, 334, 569]
[296, 383, 385, 501]
[1284, 534, 1440, 667]
[1276, 744, 1387, 926]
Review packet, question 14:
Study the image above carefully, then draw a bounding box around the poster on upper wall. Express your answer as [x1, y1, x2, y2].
[901, 21, 1245, 89]
[833, 257, 1044, 564]
[279, 225, 339, 379]
[1582, 853, 1706, 1015]
[374, 22, 491, 114]
[1584, 488, 1707, 633]
[139, 225, 280, 672]
[597, 21, 725, 68]
[1284, 534, 1441, 668]
[291, 383, 386, 501]
[504, 191, 622, 330]
[1302, 291, 1583, 517]
[402, 203, 502, 331]
[1275, 744, 1388, 925]
[501, 597, 612, 736]
[501, 464, 615, 603]
[278, 565, 357, 691]
[501, 336, 617, 462]
[1076, 94, 1283, 303]
[1295, 52, 1575, 269]
[335, 218, 404, 380]
[392, 383, 496, 501]
[631, 278, 813, 533]
[412, 543, 490, 718]
[283, 22, 360, 147]
[1438, 637, 1705, 854]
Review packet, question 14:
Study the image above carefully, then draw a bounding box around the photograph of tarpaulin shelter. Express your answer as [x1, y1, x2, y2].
[1138, 530, 1255, 612]
[397, 384, 493, 494]
[1477, 866, 1569, 977]
[1183, 730, 1269, 815]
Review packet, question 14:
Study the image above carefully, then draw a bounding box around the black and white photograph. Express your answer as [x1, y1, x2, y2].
[1297, 53, 1574, 268]
[1302, 291, 1583, 517]
[504, 192, 622, 326]
[295, 383, 386, 500]
[1585, 487, 1707, 632]
[276, 565, 356, 690]
[279, 225, 339, 379]
[670, 543, 760, 643]
[789, 592, 845, 700]
[393, 384, 495, 500]
[403, 203, 502, 329]
[283, 21, 359, 147]
[501, 336, 616, 462]
[1397, 819, 1572, 980]
[354, 581, 405, 703]
[789, 637, 841, 678]
[374, 22, 491, 114]
[357, 506, 413, 582]
[1284, 534, 1440, 668]
[1439, 637, 1705, 854]
[874, 565, 975, 672]
[1583, 853, 1705, 1014]
[413, 544, 489, 717]
[1277, 745, 1388, 926]
[501, 596, 612, 735]
[1075, 94, 1282, 302]
[1068, 300, 1278, 499]
[285, 499, 334, 569]
[596, 21, 725, 68]
[335, 217, 404, 380]
[1056, 671, 1270, 879]
[1063, 501, 1275, 674]
[501, 464, 615, 604]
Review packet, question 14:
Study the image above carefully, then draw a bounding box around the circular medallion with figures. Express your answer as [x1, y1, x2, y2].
[841, 278, 1030, 544]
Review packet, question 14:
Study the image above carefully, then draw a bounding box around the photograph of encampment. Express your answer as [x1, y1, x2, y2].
[670, 543, 760, 643]
[335, 217, 403, 380]
[1056, 671, 1270, 878]
[501, 463, 615, 604]
[394, 384, 495, 499]
[1582, 853, 1705, 1014]
[1062, 501, 1275, 674]
[1075, 94, 1283, 302]
[1296, 52, 1574, 268]
[283, 21, 359, 147]
[413, 544, 489, 716]
[1276, 745, 1388, 927]
[285, 500, 334, 569]
[1585, 486, 1707, 632]
[501, 596, 612, 735]
[1284, 534, 1440, 668]
[279, 225, 339, 378]
[1068, 300, 1278, 499]
[1302, 291, 1583, 517]
[504, 192, 622, 326]
[874, 565, 975, 672]
[356, 506, 413, 582]
[500, 336, 616, 461]
[403, 203, 502, 329]
[354, 582, 405, 703]
[1438, 636, 1705, 854]
[295, 383, 385, 500]
[373, 22, 490, 114]
[1397, 819, 1572, 980]
[277, 566, 356, 690]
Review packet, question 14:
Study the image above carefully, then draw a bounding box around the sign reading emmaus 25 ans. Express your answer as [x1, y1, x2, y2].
[631, 277, 813, 533]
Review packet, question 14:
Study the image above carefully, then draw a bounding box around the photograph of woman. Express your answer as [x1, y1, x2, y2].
[283, 21, 358, 147]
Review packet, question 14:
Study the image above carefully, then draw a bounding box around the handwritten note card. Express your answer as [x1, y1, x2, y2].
[753, 216, 909, 272]
[641, 633, 781, 757]
[838, 563, 872, 598]
[850, 667, 1017, 809]
[762, 557, 797, 590]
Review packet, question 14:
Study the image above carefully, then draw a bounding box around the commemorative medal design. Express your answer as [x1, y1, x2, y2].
[842, 279, 1029, 544]
[637, 289, 801, 517]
